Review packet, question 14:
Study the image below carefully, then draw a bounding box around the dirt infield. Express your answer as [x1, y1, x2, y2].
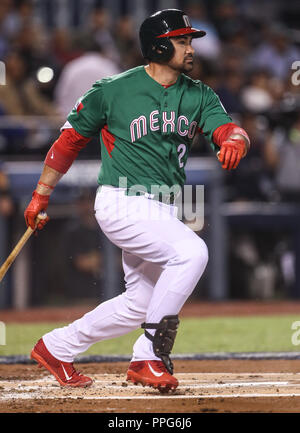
[1, 301, 300, 413]
[1, 360, 300, 413]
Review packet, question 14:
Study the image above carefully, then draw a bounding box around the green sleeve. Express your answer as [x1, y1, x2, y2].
[67, 81, 107, 138]
[199, 84, 232, 151]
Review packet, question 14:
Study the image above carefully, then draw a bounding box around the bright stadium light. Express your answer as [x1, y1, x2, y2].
[37, 66, 54, 83]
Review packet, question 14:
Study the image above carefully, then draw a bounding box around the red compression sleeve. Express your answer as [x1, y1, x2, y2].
[44, 128, 91, 173]
[213, 122, 250, 154]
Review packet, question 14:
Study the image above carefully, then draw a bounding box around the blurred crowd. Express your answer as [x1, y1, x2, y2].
[0, 0, 300, 302]
[0, 0, 298, 201]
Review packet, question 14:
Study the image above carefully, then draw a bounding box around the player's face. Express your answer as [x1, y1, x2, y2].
[168, 36, 195, 73]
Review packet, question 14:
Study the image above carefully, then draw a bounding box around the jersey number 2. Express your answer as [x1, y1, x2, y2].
[177, 144, 187, 168]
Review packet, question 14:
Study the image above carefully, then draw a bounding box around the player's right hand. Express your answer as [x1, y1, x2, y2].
[24, 191, 50, 230]
[217, 138, 246, 170]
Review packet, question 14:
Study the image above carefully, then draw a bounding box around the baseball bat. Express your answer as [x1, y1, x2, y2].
[0, 211, 48, 283]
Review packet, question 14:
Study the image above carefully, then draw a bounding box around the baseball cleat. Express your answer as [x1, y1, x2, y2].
[31, 338, 93, 388]
[126, 360, 178, 393]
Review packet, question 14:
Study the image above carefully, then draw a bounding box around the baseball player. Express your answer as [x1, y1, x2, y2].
[25, 9, 250, 393]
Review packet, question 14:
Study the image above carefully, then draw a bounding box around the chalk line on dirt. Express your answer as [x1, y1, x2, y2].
[1, 371, 300, 404]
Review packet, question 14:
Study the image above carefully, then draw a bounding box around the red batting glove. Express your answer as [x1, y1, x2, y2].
[217, 138, 246, 170]
[24, 191, 50, 230]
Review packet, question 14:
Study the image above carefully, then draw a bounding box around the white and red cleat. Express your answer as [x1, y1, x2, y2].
[31, 338, 93, 388]
[126, 360, 178, 393]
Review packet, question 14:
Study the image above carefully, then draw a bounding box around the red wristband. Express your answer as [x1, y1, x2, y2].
[213, 123, 250, 147]
[38, 181, 54, 190]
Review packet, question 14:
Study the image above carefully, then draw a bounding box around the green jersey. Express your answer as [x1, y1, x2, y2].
[67, 65, 231, 193]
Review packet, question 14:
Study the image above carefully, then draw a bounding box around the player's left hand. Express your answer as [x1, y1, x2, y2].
[217, 138, 246, 170]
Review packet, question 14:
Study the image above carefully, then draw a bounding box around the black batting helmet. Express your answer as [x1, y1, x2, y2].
[139, 9, 206, 63]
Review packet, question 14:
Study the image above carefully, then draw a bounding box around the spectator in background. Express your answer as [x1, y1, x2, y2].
[280, 69, 300, 114]
[0, 50, 59, 117]
[51, 28, 83, 68]
[241, 69, 283, 114]
[11, 22, 52, 78]
[85, 7, 120, 65]
[185, 1, 221, 61]
[248, 24, 300, 81]
[0, 162, 14, 218]
[0, 50, 28, 152]
[0, 50, 60, 153]
[0, 50, 28, 116]
[4, 0, 54, 82]
[225, 112, 279, 202]
[212, 0, 253, 42]
[225, 26, 253, 54]
[112, 15, 143, 69]
[225, 113, 286, 299]
[0, 0, 14, 58]
[187, 56, 221, 90]
[216, 70, 245, 114]
[0, 0, 39, 58]
[54, 37, 120, 117]
[60, 188, 104, 301]
[3, 0, 36, 38]
[272, 113, 300, 202]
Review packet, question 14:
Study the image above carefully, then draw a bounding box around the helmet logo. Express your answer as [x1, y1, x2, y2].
[182, 15, 191, 28]
[139, 10, 205, 62]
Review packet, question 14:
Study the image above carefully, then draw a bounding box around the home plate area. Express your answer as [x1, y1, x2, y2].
[1, 360, 300, 412]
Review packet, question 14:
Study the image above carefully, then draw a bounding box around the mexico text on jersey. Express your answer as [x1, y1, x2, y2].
[66, 66, 232, 194]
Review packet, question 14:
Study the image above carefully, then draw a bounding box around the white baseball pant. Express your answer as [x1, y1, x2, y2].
[43, 186, 208, 362]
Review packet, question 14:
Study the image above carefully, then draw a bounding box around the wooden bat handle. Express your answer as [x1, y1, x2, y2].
[0, 212, 48, 283]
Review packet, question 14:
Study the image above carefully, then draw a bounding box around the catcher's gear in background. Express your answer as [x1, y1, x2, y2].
[24, 191, 50, 230]
[139, 9, 206, 62]
[218, 138, 246, 170]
